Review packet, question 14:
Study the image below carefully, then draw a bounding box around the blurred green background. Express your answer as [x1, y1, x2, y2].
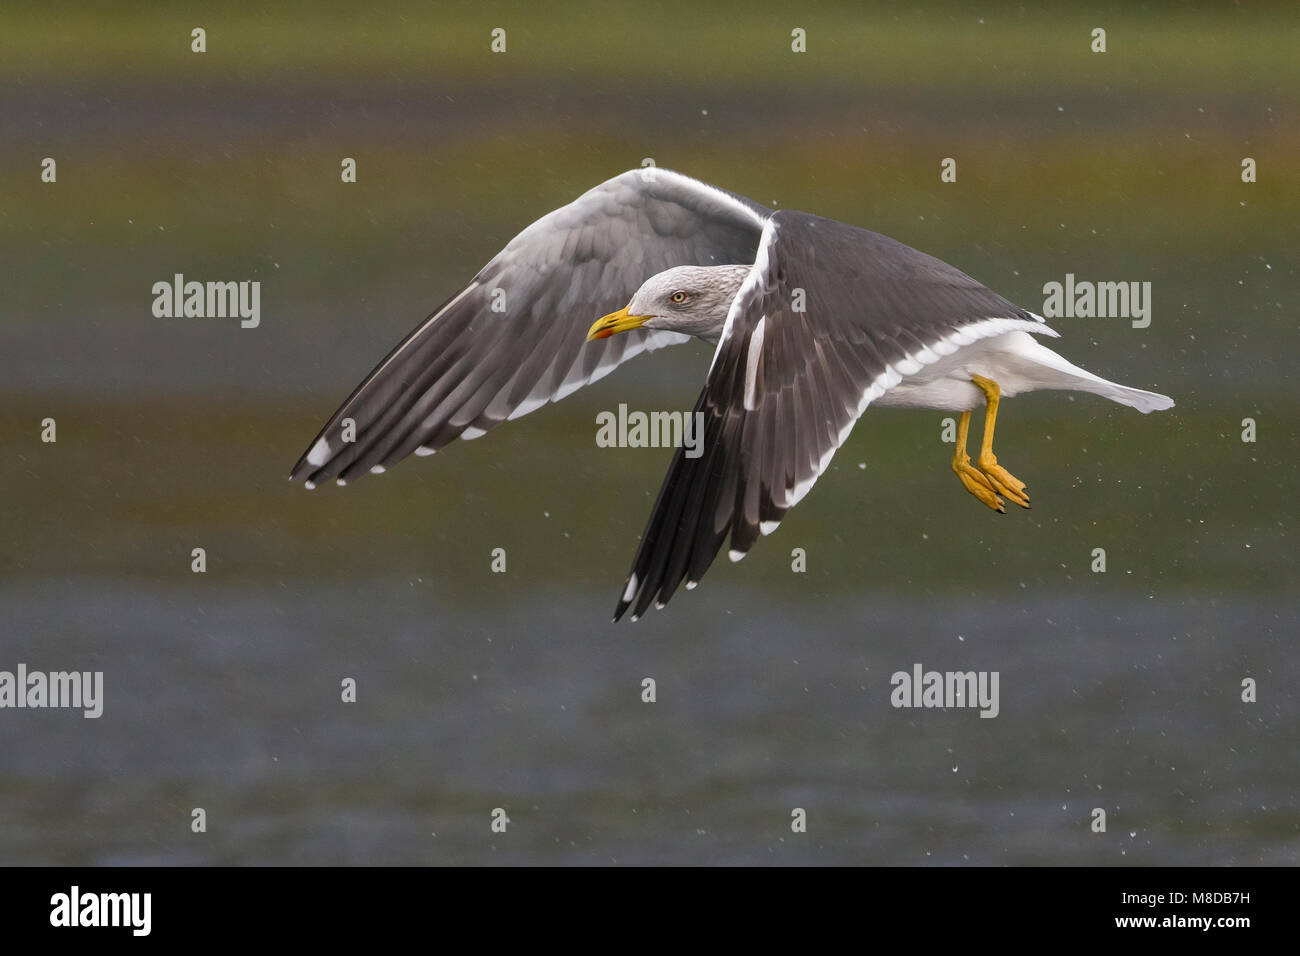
[0, 1, 1295, 865]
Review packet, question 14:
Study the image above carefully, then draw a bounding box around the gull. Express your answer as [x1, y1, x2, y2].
[290, 168, 1173, 620]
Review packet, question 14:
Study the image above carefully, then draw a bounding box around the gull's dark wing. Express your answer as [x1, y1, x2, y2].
[614, 210, 1050, 620]
[290, 168, 769, 486]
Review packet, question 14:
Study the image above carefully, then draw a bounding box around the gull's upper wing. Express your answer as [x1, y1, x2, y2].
[291, 168, 769, 485]
[614, 210, 1050, 620]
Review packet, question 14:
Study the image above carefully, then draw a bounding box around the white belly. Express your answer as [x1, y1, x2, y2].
[872, 330, 1120, 411]
[872, 374, 985, 410]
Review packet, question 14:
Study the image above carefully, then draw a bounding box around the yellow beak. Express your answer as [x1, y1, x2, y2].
[587, 305, 650, 341]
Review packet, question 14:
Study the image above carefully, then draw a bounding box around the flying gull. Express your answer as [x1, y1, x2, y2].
[290, 168, 1173, 620]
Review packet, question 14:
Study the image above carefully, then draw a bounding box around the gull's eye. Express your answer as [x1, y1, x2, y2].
[670, 291, 688, 304]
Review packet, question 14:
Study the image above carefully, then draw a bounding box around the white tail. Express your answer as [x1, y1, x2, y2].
[1085, 380, 1174, 413]
[1015, 333, 1174, 414]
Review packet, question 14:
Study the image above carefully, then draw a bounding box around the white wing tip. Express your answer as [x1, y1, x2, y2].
[306, 439, 331, 467]
[760, 520, 780, 536]
[304, 480, 316, 491]
[369, 465, 386, 475]
[1025, 312, 1060, 337]
[414, 446, 436, 457]
[728, 549, 746, 563]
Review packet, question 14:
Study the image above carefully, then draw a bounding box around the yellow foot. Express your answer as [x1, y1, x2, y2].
[977, 452, 1030, 509]
[953, 454, 1005, 513]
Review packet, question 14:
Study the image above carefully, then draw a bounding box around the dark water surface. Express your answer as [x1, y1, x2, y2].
[2, 579, 1294, 865]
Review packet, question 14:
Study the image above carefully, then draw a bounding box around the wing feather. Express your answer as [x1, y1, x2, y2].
[291, 169, 768, 485]
[614, 210, 1050, 619]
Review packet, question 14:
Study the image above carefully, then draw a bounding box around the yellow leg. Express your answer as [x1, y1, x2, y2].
[971, 374, 1030, 509]
[951, 410, 1004, 513]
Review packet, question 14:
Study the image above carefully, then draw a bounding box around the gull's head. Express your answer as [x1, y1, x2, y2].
[586, 264, 752, 342]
